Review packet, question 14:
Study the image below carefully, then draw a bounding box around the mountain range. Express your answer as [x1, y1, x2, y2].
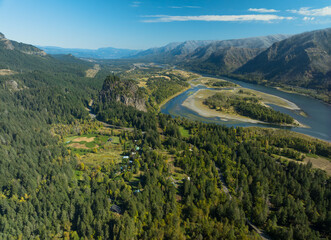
[2, 28, 330, 97]
[235, 28, 331, 91]
[39, 45, 140, 59]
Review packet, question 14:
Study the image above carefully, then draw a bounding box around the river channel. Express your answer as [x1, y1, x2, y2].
[161, 77, 331, 141]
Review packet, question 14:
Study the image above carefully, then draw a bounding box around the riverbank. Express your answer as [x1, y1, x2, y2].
[182, 89, 308, 128]
[158, 85, 192, 111]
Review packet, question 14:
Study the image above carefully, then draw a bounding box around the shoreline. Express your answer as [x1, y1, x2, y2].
[182, 89, 308, 128]
[158, 85, 192, 111]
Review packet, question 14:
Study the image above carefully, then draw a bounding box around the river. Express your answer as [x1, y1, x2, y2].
[161, 77, 331, 142]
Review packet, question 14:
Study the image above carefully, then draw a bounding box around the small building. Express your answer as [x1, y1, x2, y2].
[123, 156, 129, 159]
[110, 204, 121, 214]
[107, 138, 113, 142]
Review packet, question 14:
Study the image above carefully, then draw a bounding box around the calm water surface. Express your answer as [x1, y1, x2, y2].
[161, 77, 331, 141]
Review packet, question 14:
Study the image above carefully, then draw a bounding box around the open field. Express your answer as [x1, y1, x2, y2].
[0, 69, 17, 75]
[165, 69, 200, 80]
[80, 144, 123, 166]
[85, 64, 100, 78]
[277, 155, 331, 176]
[65, 134, 111, 152]
[209, 87, 300, 110]
[68, 143, 90, 149]
[304, 156, 331, 175]
[190, 77, 238, 88]
[74, 136, 95, 142]
[179, 126, 190, 138]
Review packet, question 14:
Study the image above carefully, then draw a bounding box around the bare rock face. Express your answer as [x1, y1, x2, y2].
[5, 80, 19, 92]
[0, 32, 47, 56]
[100, 75, 147, 112]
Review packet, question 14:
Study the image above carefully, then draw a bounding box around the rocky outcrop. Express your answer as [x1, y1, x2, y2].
[99, 75, 147, 112]
[0, 32, 47, 56]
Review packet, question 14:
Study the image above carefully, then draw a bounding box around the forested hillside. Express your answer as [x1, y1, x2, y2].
[0, 35, 330, 239]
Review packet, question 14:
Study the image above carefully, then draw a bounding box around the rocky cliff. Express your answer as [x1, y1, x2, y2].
[0, 32, 46, 56]
[99, 75, 147, 112]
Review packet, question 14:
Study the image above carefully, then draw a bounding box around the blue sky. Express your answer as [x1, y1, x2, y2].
[0, 0, 330, 49]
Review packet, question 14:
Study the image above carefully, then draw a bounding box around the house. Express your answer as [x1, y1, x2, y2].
[123, 156, 129, 159]
[110, 204, 121, 214]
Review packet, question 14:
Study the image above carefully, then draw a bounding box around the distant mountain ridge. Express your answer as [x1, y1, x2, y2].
[0, 32, 46, 56]
[236, 28, 331, 91]
[131, 40, 214, 62]
[131, 35, 290, 64]
[39, 46, 140, 59]
[0, 32, 93, 74]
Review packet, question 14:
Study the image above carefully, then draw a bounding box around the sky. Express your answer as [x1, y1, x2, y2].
[0, 0, 330, 50]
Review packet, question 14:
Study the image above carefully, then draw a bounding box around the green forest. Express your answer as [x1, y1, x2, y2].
[0, 47, 330, 240]
[204, 93, 294, 124]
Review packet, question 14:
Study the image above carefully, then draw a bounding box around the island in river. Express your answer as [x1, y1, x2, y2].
[182, 77, 307, 128]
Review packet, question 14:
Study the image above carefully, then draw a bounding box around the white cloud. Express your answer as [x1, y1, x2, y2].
[303, 17, 315, 21]
[142, 14, 293, 23]
[288, 6, 331, 16]
[131, 1, 141, 7]
[248, 8, 279, 13]
[170, 6, 201, 9]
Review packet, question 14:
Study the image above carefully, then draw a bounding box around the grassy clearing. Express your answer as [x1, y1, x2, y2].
[0, 69, 17, 75]
[80, 144, 123, 167]
[276, 155, 331, 176]
[85, 64, 100, 78]
[179, 126, 190, 138]
[190, 77, 237, 87]
[64, 133, 117, 157]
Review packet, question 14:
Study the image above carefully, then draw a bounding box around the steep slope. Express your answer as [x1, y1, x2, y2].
[131, 40, 213, 62]
[129, 34, 289, 74]
[179, 34, 289, 74]
[40, 45, 140, 59]
[99, 75, 147, 111]
[0, 32, 46, 56]
[181, 47, 263, 74]
[0, 33, 96, 77]
[236, 28, 331, 90]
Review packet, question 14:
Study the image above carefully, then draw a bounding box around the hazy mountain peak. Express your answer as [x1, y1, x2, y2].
[0, 32, 5, 39]
[130, 34, 290, 62]
[236, 28, 331, 90]
[39, 46, 140, 59]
